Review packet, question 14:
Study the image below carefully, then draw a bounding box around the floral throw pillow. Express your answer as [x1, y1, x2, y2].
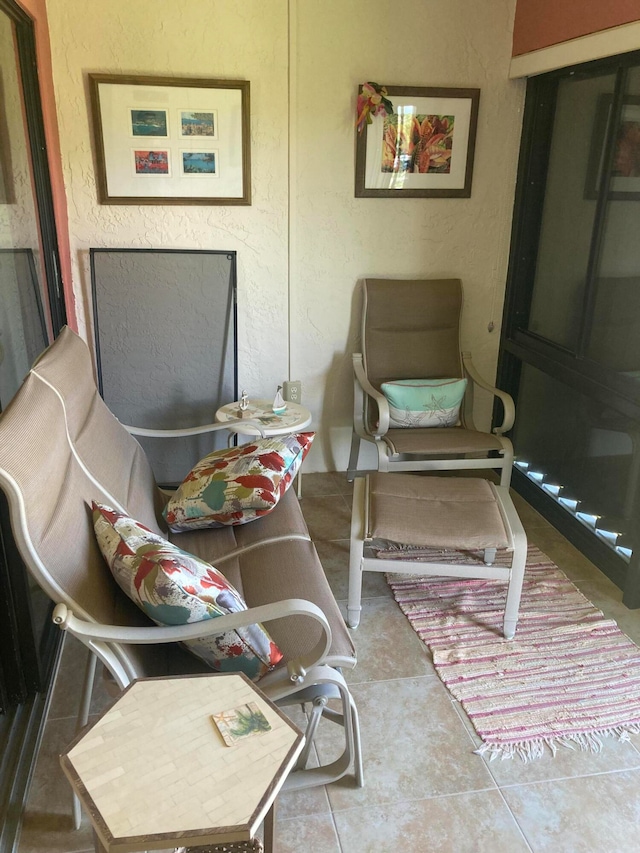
[164, 432, 314, 532]
[380, 378, 467, 428]
[92, 502, 283, 681]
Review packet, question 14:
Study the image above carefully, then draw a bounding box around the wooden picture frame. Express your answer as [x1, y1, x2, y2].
[89, 74, 251, 205]
[355, 85, 480, 198]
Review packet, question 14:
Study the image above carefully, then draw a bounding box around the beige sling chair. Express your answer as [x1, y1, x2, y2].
[347, 278, 515, 486]
[0, 328, 362, 829]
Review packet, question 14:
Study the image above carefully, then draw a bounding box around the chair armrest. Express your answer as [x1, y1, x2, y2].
[52, 598, 331, 683]
[122, 419, 267, 439]
[462, 352, 515, 434]
[353, 353, 389, 437]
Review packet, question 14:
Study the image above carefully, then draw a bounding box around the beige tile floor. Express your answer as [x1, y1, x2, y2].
[17, 473, 640, 853]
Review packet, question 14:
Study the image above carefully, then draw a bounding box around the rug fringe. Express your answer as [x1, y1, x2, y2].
[387, 545, 640, 763]
[474, 724, 640, 763]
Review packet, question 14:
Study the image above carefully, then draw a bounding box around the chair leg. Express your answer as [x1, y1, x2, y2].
[72, 793, 83, 832]
[376, 439, 391, 472]
[483, 548, 497, 566]
[321, 694, 364, 787]
[314, 674, 360, 789]
[293, 690, 364, 789]
[277, 666, 360, 790]
[295, 695, 327, 770]
[499, 463, 510, 487]
[347, 477, 366, 629]
[503, 532, 527, 640]
[499, 438, 514, 488]
[72, 651, 98, 829]
[347, 431, 361, 482]
[350, 693, 364, 788]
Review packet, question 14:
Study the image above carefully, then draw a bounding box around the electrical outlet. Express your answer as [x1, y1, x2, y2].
[283, 380, 302, 404]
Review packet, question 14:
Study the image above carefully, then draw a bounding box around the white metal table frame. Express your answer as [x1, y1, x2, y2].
[215, 399, 312, 497]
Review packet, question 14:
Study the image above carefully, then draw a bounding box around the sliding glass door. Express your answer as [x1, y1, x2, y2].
[500, 50, 640, 606]
[0, 0, 67, 844]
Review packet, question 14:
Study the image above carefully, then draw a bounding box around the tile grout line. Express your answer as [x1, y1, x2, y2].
[319, 783, 523, 818]
[448, 694, 503, 794]
[491, 763, 640, 791]
[330, 807, 346, 853]
[493, 785, 537, 853]
[346, 672, 440, 687]
[489, 766, 640, 853]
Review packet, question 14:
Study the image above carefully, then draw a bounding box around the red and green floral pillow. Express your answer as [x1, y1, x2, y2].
[163, 432, 314, 532]
[92, 502, 283, 681]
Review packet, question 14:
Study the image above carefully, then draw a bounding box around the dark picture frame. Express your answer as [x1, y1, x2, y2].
[585, 94, 640, 201]
[355, 85, 480, 198]
[89, 74, 250, 205]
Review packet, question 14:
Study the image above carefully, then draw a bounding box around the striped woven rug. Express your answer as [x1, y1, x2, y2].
[384, 544, 640, 761]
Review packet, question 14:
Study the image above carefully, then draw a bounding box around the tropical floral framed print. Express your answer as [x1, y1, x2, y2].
[355, 84, 480, 198]
[89, 74, 251, 205]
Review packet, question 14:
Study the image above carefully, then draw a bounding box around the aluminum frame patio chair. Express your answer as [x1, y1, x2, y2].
[0, 328, 363, 829]
[347, 278, 515, 486]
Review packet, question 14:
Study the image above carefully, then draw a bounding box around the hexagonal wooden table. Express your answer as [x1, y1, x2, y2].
[60, 673, 305, 853]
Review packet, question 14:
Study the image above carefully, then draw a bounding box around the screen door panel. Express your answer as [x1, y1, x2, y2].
[91, 249, 237, 485]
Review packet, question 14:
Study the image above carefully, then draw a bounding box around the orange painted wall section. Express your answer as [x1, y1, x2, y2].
[513, 0, 640, 56]
[15, 0, 76, 330]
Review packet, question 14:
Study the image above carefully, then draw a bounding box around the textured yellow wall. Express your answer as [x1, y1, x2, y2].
[45, 0, 525, 470]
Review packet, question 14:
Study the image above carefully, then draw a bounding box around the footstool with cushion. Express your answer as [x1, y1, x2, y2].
[348, 473, 527, 639]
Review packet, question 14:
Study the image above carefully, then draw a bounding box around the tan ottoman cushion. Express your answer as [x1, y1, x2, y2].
[368, 473, 510, 551]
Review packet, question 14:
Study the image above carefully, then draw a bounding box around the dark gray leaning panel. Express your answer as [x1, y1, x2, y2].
[90, 249, 237, 485]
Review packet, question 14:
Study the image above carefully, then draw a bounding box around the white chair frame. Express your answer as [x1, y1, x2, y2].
[0, 382, 363, 831]
[348, 476, 527, 641]
[348, 351, 515, 486]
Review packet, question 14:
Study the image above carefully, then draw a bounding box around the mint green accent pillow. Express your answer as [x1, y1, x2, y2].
[380, 378, 467, 428]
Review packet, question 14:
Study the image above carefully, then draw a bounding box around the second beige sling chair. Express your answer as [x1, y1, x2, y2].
[347, 278, 515, 486]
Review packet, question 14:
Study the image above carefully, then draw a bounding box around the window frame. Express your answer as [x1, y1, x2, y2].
[497, 49, 640, 607]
